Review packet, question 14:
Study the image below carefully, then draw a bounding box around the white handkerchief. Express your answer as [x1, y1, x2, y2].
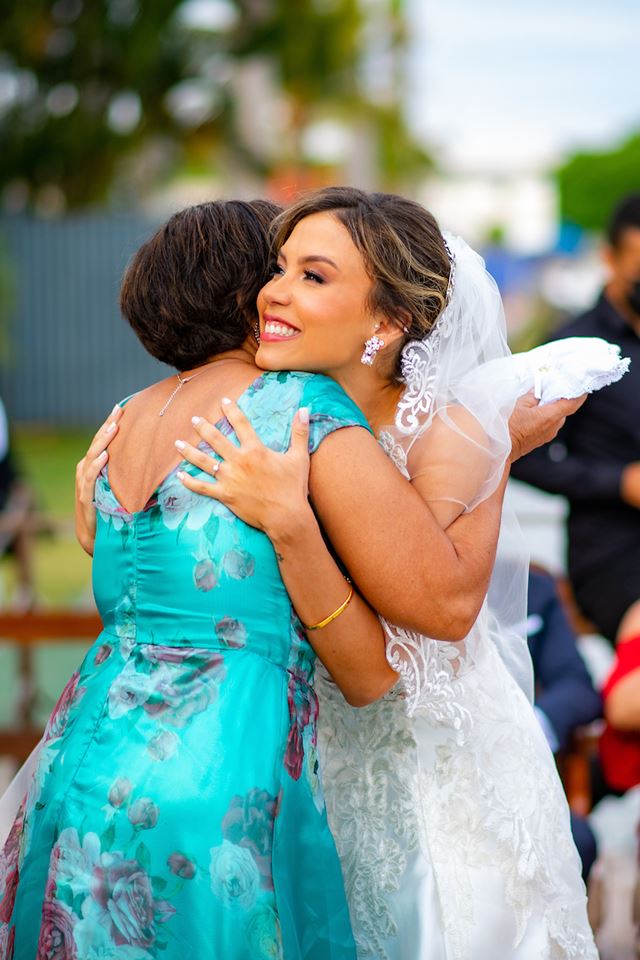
[460, 337, 630, 408]
[511, 337, 631, 405]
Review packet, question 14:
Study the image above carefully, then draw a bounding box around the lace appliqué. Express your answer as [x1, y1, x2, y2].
[316, 668, 425, 960]
[378, 430, 473, 735]
[378, 430, 407, 476]
[383, 621, 471, 739]
[395, 310, 453, 436]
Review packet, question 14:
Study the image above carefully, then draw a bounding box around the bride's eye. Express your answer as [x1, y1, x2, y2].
[304, 270, 324, 284]
[271, 264, 285, 277]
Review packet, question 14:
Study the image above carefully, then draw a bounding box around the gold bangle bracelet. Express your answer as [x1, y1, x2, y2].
[304, 581, 354, 631]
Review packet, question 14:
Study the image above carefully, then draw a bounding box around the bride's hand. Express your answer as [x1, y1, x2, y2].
[508, 391, 586, 463]
[176, 398, 312, 537]
[75, 404, 123, 555]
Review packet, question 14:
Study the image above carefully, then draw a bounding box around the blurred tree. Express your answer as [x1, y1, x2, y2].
[0, 0, 189, 207]
[0, 0, 430, 210]
[556, 134, 640, 234]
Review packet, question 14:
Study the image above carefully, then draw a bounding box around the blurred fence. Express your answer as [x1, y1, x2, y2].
[0, 213, 168, 427]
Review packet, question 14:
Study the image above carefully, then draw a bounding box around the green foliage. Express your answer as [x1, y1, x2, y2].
[556, 134, 640, 234]
[0, 0, 427, 207]
[373, 104, 433, 187]
[0, 0, 190, 204]
[233, 0, 362, 105]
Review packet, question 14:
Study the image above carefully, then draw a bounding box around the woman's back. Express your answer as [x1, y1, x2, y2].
[94, 369, 298, 667]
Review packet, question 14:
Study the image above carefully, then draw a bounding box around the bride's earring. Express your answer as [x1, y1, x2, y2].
[361, 334, 385, 366]
[253, 321, 261, 344]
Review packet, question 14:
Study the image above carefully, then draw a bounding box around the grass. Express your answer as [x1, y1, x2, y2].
[3, 428, 94, 606]
[1, 429, 95, 723]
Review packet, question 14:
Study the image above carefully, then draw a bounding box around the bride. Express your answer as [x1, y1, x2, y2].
[174, 188, 600, 959]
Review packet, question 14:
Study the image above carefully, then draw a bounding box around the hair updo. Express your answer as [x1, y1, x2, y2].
[272, 186, 451, 380]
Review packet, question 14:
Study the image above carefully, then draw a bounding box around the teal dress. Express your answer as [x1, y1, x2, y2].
[0, 371, 369, 960]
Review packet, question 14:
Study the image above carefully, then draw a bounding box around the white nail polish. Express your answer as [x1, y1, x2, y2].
[191, 416, 201, 426]
[221, 397, 231, 405]
[175, 440, 186, 450]
[111, 404, 120, 415]
[106, 422, 117, 433]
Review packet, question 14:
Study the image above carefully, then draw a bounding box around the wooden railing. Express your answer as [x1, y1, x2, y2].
[0, 611, 102, 761]
[0, 609, 602, 814]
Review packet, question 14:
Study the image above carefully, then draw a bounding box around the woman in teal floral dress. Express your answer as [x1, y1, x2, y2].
[0, 201, 392, 960]
[5, 371, 368, 960]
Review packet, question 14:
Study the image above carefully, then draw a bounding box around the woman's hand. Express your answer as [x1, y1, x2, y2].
[176, 398, 313, 538]
[75, 405, 123, 555]
[508, 392, 586, 463]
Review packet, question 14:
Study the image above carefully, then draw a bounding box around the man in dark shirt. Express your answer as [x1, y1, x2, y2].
[512, 194, 640, 645]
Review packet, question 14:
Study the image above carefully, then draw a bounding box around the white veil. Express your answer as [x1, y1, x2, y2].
[383, 233, 534, 710]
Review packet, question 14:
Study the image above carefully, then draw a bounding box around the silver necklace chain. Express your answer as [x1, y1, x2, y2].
[158, 369, 204, 418]
[157, 356, 253, 417]
[158, 360, 219, 417]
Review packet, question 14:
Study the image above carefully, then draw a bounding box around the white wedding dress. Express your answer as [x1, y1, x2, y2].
[316, 453, 598, 959]
[316, 436, 598, 960]
[316, 596, 597, 960]
[314, 237, 605, 960]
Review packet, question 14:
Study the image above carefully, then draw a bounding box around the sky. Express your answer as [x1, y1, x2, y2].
[405, 0, 640, 175]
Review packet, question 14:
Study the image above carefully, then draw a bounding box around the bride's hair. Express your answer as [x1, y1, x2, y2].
[272, 186, 450, 379]
[120, 199, 281, 371]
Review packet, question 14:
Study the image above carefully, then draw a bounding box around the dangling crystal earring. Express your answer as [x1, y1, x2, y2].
[361, 334, 384, 366]
[253, 321, 261, 344]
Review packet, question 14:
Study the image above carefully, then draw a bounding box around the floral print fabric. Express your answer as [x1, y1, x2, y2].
[0, 371, 369, 960]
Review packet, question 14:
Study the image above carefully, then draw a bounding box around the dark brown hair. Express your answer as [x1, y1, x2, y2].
[120, 199, 281, 370]
[273, 186, 450, 377]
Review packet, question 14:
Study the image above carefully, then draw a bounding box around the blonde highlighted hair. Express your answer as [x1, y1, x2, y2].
[273, 186, 451, 379]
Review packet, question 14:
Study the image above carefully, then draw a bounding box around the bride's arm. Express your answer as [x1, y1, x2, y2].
[268, 394, 575, 638]
[307, 425, 509, 638]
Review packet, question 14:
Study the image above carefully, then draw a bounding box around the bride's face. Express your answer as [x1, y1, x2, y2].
[256, 212, 388, 377]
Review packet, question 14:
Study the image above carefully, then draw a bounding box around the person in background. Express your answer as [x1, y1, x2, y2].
[512, 193, 640, 650]
[512, 194, 640, 798]
[526, 567, 602, 880]
[0, 394, 36, 610]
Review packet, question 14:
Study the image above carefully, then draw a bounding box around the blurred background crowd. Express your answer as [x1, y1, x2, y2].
[0, 1, 639, 956]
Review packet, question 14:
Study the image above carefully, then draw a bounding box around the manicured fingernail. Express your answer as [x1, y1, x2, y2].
[98, 450, 108, 461]
[191, 416, 201, 426]
[299, 407, 310, 424]
[177, 471, 186, 480]
[221, 397, 231, 406]
[175, 440, 186, 450]
[106, 421, 117, 433]
[111, 404, 120, 415]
